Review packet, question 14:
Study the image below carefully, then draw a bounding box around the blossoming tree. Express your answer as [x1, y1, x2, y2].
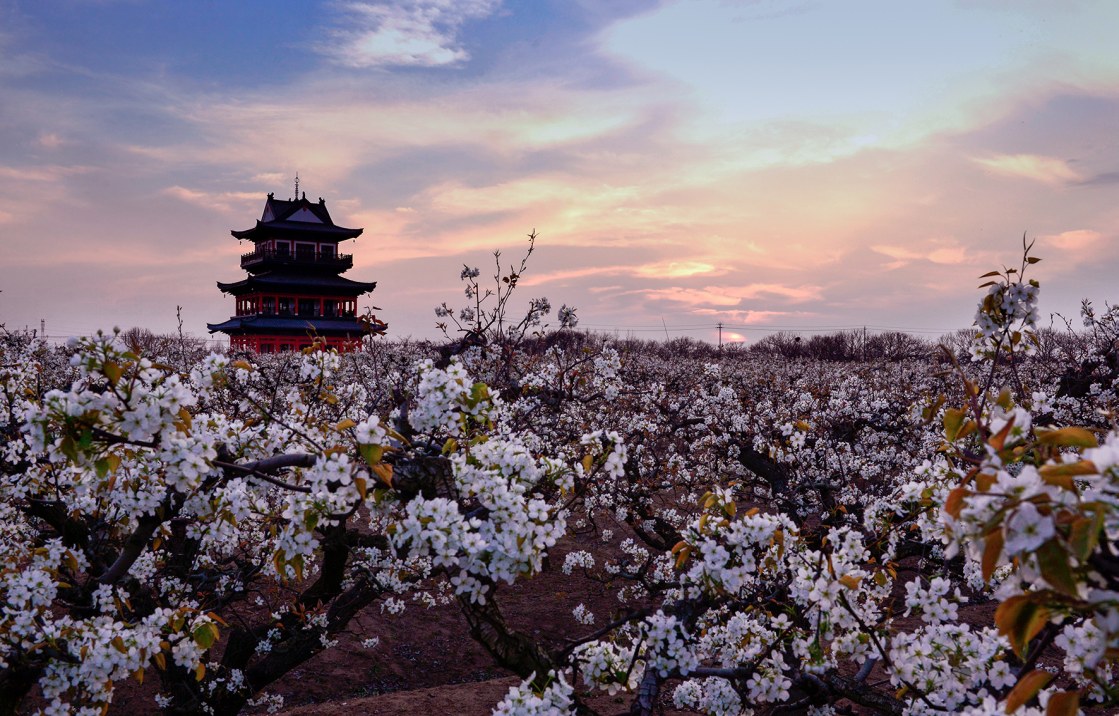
[1, 238, 1117, 715]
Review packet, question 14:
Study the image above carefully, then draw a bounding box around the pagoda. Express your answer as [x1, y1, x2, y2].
[208, 191, 381, 352]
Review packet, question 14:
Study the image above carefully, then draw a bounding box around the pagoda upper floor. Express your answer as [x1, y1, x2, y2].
[239, 242, 354, 273]
[233, 192, 363, 274]
[232, 192, 362, 243]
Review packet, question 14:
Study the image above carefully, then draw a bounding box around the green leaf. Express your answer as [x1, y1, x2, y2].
[193, 623, 218, 650]
[1036, 538, 1078, 597]
[60, 435, 79, 462]
[1068, 514, 1101, 563]
[359, 443, 383, 466]
[943, 408, 967, 442]
[103, 360, 123, 386]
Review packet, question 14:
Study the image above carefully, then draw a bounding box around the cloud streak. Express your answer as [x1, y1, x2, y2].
[321, 0, 502, 68]
[972, 154, 1082, 184]
[162, 186, 264, 215]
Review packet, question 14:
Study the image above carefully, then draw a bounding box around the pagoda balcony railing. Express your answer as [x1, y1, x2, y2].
[241, 248, 353, 270]
[259, 308, 358, 319]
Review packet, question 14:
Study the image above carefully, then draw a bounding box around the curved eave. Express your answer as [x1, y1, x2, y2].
[216, 276, 377, 296]
[231, 221, 363, 241]
[207, 316, 385, 335]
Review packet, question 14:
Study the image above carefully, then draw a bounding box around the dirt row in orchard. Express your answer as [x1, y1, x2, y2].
[263, 525, 690, 715]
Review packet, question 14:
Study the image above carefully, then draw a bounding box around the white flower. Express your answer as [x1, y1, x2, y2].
[1003, 501, 1055, 556]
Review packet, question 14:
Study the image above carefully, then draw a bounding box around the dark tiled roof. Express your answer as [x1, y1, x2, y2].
[265, 195, 334, 223]
[231, 221, 362, 241]
[231, 194, 362, 241]
[207, 316, 383, 336]
[216, 273, 377, 295]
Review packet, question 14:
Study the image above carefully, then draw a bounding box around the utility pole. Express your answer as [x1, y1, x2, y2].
[718, 322, 723, 349]
[41, 318, 45, 340]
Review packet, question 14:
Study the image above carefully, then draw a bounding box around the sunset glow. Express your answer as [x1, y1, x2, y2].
[0, 1, 1117, 344]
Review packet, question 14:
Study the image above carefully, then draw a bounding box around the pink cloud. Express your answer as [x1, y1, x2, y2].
[161, 186, 262, 214]
[521, 261, 723, 287]
[871, 241, 972, 268]
[1040, 229, 1103, 252]
[632, 260, 722, 278]
[626, 283, 823, 309]
[693, 309, 820, 324]
[971, 154, 1081, 184]
[0, 164, 91, 182]
[36, 132, 65, 149]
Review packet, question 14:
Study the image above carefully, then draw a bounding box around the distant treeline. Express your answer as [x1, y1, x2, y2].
[522, 327, 1117, 390]
[523, 328, 937, 362]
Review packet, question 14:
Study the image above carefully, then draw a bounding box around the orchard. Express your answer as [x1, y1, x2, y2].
[2, 240, 1118, 715]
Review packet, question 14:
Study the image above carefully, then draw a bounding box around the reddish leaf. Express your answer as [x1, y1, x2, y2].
[988, 417, 1017, 452]
[1069, 513, 1102, 563]
[982, 529, 1004, 583]
[1004, 669, 1053, 713]
[1037, 427, 1098, 449]
[944, 487, 970, 519]
[1045, 691, 1079, 716]
[1039, 461, 1097, 480]
[995, 595, 1050, 659]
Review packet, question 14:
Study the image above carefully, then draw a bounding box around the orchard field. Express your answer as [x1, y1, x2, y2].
[3, 248, 1119, 715]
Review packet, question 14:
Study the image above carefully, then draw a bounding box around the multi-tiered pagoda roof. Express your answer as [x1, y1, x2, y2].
[207, 192, 382, 352]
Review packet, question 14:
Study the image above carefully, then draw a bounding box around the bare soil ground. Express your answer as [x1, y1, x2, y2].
[98, 524, 1049, 715]
[252, 528, 1025, 715]
[257, 525, 690, 715]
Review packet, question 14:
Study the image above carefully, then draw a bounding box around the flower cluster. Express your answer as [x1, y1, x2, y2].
[492, 672, 574, 716]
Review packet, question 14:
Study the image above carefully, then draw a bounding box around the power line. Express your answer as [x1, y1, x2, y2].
[579, 321, 965, 334]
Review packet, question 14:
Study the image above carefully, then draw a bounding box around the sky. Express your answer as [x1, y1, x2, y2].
[1, 0, 1117, 345]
